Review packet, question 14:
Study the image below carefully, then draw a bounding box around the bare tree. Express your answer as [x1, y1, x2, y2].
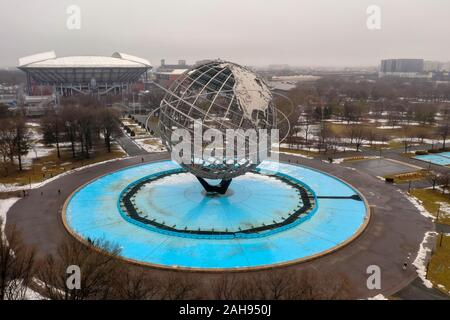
[318, 123, 332, 153]
[0, 219, 37, 300]
[37, 238, 121, 300]
[212, 269, 352, 300]
[437, 172, 450, 194]
[99, 107, 120, 153]
[41, 108, 63, 158]
[438, 123, 450, 149]
[160, 273, 198, 300]
[211, 275, 240, 300]
[427, 171, 439, 190]
[111, 267, 161, 300]
[13, 115, 30, 171]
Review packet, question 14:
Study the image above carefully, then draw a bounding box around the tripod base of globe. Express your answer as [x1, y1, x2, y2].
[196, 177, 232, 195]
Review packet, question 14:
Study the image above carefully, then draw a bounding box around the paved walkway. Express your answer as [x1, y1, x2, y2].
[5, 153, 439, 299]
[394, 278, 448, 300]
[436, 223, 450, 234]
[115, 135, 147, 156]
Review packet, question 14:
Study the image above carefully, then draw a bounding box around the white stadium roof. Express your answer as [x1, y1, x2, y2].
[19, 51, 151, 68]
[18, 51, 152, 86]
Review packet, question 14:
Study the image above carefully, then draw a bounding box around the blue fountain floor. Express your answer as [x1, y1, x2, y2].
[131, 172, 304, 234]
[65, 160, 368, 269]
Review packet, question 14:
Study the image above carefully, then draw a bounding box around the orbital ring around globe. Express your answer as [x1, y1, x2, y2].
[63, 60, 370, 270]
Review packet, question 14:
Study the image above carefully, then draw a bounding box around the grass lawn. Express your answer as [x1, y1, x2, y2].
[400, 152, 417, 158]
[384, 170, 430, 184]
[428, 234, 450, 295]
[0, 144, 126, 187]
[386, 140, 405, 149]
[410, 189, 450, 225]
[328, 123, 436, 143]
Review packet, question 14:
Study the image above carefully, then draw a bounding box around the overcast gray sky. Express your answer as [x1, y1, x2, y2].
[0, 0, 449, 68]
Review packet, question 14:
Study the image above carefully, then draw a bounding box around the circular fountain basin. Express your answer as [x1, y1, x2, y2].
[64, 160, 369, 270]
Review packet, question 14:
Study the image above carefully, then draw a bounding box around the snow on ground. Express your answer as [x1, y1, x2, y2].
[413, 231, 438, 289]
[332, 156, 380, 165]
[367, 294, 388, 300]
[392, 137, 444, 145]
[24, 286, 45, 300]
[274, 150, 313, 160]
[338, 138, 388, 146]
[368, 118, 389, 124]
[401, 190, 435, 220]
[26, 122, 40, 128]
[280, 144, 358, 153]
[22, 144, 54, 169]
[377, 126, 402, 130]
[399, 189, 443, 290]
[436, 202, 450, 220]
[323, 119, 362, 125]
[0, 198, 20, 231]
[134, 138, 166, 153]
[437, 284, 450, 295]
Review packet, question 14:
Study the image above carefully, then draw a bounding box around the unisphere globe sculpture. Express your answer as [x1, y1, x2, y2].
[158, 60, 277, 193]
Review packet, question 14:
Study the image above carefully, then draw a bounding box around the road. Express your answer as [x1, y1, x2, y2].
[6, 151, 438, 299]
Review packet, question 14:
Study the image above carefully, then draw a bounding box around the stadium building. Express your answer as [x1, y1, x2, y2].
[18, 51, 152, 98]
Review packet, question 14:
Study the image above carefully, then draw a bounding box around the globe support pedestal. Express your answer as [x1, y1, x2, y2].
[196, 177, 232, 195]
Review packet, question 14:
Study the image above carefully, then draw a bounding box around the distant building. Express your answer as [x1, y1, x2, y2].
[441, 62, 450, 72]
[154, 59, 191, 87]
[379, 59, 425, 78]
[268, 64, 290, 71]
[423, 61, 443, 72]
[154, 69, 189, 88]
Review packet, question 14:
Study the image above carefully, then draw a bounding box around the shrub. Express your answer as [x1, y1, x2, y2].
[428, 149, 441, 154]
[415, 150, 428, 155]
[385, 177, 395, 183]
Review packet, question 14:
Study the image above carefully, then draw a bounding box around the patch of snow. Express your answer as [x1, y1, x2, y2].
[412, 231, 438, 289]
[437, 284, 450, 295]
[323, 119, 362, 125]
[134, 138, 166, 153]
[401, 190, 435, 220]
[26, 122, 41, 128]
[436, 202, 450, 220]
[377, 126, 402, 130]
[274, 151, 313, 160]
[0, 198, 20, 231]
[332, 156, 380, 165]
[392, 137, 444, 145]
[22, 144, 54, 169]
[367, 294, 388, 300]
[24, 286, 45, 300]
